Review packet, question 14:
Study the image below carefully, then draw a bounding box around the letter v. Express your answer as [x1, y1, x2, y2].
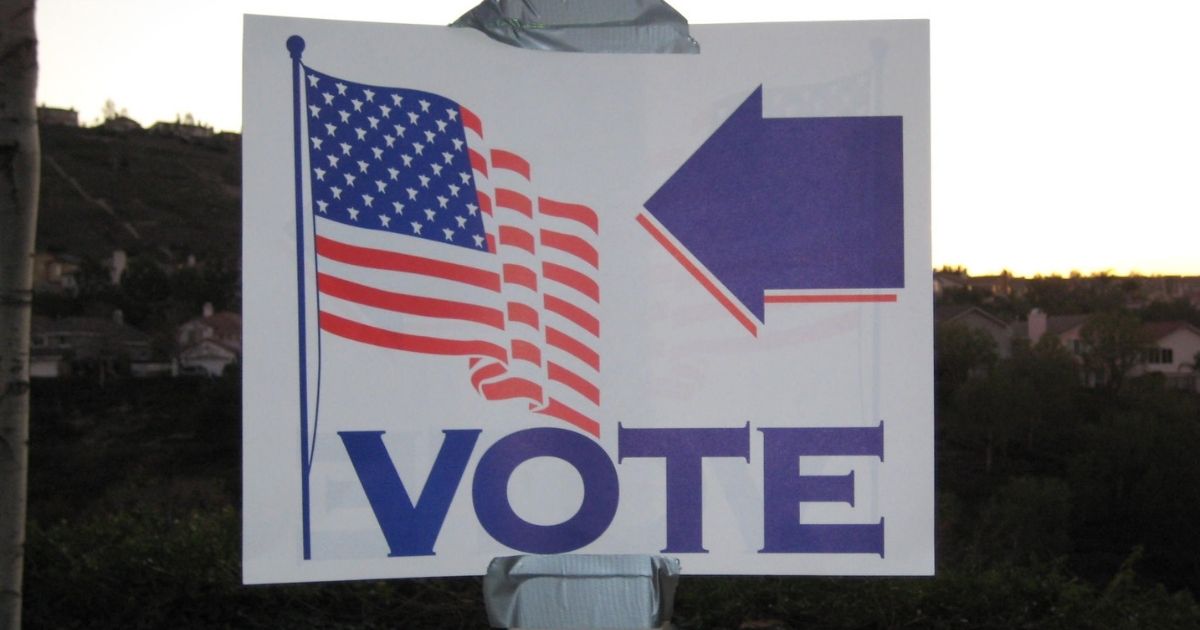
[339, 429, 481, 556]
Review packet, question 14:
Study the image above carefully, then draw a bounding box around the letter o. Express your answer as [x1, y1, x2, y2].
[473, 428, 618, 553]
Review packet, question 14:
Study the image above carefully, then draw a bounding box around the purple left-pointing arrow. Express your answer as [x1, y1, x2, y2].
[641, 86, 904, 334]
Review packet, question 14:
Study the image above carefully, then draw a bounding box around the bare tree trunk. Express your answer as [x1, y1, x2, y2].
[0, 0, 39, 626]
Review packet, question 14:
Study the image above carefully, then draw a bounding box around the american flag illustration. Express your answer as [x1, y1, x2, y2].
[300, 66, 601, 436]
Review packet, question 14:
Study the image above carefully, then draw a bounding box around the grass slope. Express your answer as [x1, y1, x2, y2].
[38, 125, 241, 264]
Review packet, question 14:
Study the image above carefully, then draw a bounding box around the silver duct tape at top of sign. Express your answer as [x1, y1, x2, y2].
[451, 0, 700, 54]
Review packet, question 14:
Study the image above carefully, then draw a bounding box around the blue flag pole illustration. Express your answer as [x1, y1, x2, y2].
[286, 34, 314, 561]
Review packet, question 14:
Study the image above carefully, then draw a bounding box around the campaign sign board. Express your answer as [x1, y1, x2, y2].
[242, 15, 932, 583]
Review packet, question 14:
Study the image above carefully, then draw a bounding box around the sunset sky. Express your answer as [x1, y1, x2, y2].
[35, 1, 1200, 278]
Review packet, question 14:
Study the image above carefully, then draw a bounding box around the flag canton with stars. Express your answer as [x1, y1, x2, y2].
[303, 68, 487, 250]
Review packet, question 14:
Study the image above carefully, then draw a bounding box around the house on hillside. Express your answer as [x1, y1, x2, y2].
[99, 116, 141, 133]
[1132, 321, 1200, 391]
[1026, 310, 1091, 355]
[1026, 309, 1200, 391]
[935, 305, 1013, 358]
[150, 120, 215, 141]
[177, 304, 242, 377]
[37, 106, 79, 127]
[30, 313, 167, 378]
[32, 251, 82, 295]
[933, 270, 969, 298]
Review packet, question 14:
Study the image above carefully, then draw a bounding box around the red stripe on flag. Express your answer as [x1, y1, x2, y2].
[503, 264, 538, 291]
[317, 273, 504, 329]
[486, 233, 496, 254]
[511, 340, 542, 366]
[544, 295, 599, 337]
[470, 361, 506, 392]
[316, 235, 501, 292]
[460, 106, 483, 138]
[320, 311, 508, 362]
[635, 213, 758, 337]
[477, 190, 493, 216]
[495, 188, 533, 218]
[492, 149, 530, 179]
[507, 302, 540, 329]
[543, 262, 599, 302]
[537, 398, 600, 437]
[540, 198, 598, 234]
[541, 230, 598, 268]
[482, 377, 542, 402]
[469, 148, 489, 177]
[499, 226, 535, 254]
[548, 362, 600, 405]
[764, 294, 898, 304]
[546, 327, 599, 371]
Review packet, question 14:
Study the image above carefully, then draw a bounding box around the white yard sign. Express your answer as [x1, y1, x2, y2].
[242, 15, 932, 583]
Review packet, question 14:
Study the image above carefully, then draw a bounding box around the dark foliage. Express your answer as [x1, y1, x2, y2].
[1140, 297, 1200, 329]
[34, 254, 239, 333]
[26, 508, 490, 629]
[935, 327, 1200, 596]
[23, 338, 1200, 627]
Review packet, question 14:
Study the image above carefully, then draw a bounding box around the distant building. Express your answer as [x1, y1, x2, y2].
[932, 270, 969, 298]
[177, 304, 242, 377]
[968, 271, 1026, 299]
[1026, 310, 1090, 354]
[30, 313, 159, 379]
[100, 116, 142, 133]
[1127, 276, 1200, 308]
[935, 304, 1014, 358]
[933, 269, 1027, 301]
[1132, 321, 1200, 391]
[32, 251, 82, 295]
[935, 270, 1200, 310]
[1026, 309, 1200, 392]
[37, 106, 79, 127]
[150, 120, 215, 141]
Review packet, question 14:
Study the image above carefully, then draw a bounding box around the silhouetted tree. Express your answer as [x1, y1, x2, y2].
[935, 322, 998, 404]
[1006, 335, 1080, 454]
[1140, 297, 1200, 328]
[101, 98, 128, 122]
[1079, 311, 1150, 395]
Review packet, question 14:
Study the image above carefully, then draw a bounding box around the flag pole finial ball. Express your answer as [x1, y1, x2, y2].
[287, 36, 306, 60]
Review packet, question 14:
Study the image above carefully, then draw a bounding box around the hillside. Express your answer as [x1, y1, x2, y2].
[37, 124, 241, 264]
